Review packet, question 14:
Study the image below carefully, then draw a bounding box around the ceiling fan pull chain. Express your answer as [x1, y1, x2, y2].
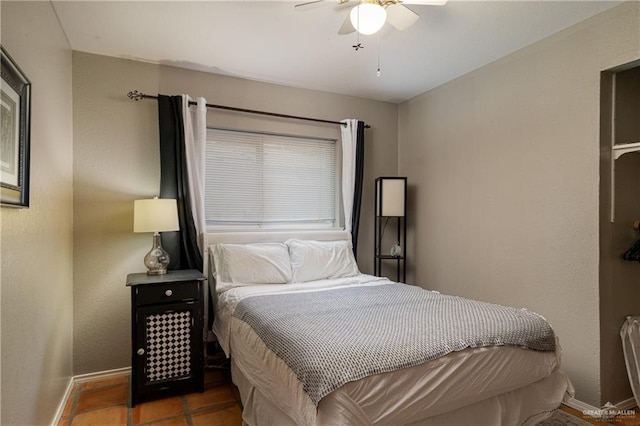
[377, 32, 381, 77]
[353, 9, 364, 51]
[356, 2, 360, 46]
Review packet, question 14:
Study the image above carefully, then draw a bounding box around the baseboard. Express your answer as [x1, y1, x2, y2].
[50, 367, 131, 426]
[73, 366, 131, 383]
[563, 398, 599, 413]
[615, 396, 638, 410]
[50, 377, 74, 426]
[564, 396, 638, 421]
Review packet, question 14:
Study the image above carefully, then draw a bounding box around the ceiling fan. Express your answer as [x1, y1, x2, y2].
[294, 0, 447, 35]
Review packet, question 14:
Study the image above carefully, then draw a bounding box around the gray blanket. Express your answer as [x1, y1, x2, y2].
[233, 283, 556, 405]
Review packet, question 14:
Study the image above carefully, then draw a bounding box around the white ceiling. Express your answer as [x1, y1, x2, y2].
[51, 0, 620, 103]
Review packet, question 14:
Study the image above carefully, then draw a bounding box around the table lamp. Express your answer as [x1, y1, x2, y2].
[134, 197, 179, 275]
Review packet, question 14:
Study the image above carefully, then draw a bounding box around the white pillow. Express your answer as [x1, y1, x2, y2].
[211, 242, 292, 293]
[287, 239, 360, 283]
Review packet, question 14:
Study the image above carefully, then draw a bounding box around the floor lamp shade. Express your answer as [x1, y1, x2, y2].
[375, 177, 407, 217]
[134, 198, 179, 275]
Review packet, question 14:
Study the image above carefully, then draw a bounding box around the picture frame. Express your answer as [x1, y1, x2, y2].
[1, 45, 31, 208]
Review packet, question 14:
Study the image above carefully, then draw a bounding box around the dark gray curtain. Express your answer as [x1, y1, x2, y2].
[351, 121, 365, 258]
[158, 95, 203, 271]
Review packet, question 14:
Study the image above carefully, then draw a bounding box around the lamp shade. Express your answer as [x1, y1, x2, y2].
[375, 177, 406, 217]
[133, 198, 179, 233]
[350, 3, 387, 35]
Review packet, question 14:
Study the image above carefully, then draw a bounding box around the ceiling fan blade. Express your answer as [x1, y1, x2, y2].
[386, 4, 419, 31]
[294, 0, 330, 11]
[401, 0, 448, 5]
[338, 13, 355, 35]
[295, 0, 352, 11]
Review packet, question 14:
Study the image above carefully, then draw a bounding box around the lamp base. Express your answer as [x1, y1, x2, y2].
[144, 233, 171, 275]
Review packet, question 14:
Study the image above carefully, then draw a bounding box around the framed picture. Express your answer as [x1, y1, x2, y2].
[1, 45, 31, 208]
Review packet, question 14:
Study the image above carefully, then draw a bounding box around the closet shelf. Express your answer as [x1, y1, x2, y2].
[613, 141, 640, 160]
[611, 141, 640, 222]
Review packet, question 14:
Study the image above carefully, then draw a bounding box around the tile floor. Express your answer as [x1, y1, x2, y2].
[58, 368, 242, 426]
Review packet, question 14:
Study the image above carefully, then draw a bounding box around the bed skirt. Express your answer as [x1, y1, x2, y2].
[231, 357, 573, 426]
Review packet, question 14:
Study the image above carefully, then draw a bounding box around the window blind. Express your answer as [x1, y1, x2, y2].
[205, 128, 337, 229]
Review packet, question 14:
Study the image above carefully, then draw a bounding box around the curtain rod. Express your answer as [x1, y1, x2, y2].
[127, 90, 370, 129]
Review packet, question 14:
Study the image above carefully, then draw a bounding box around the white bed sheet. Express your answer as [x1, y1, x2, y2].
[213, 274, 570, 425]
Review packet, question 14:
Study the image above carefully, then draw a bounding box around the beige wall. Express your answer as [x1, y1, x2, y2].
[72, 52, 398, 374]
[398, 2, 640, 406]
[0, 2, 74, 424]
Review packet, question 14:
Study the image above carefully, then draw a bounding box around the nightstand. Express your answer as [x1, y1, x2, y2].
[126, 269, 206, 406]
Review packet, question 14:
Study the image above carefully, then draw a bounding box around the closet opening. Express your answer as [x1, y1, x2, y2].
[599, 60, 640, 407]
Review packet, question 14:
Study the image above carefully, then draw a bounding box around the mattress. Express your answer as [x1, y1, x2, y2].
[213, 274, 569, 425]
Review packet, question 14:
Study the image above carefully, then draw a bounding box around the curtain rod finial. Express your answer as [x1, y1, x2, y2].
[128, 90, 145, 101]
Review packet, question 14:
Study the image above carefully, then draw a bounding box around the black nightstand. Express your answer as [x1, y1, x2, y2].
[126, 270, 206, 406]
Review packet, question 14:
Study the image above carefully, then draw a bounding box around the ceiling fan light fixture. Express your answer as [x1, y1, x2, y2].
[350, 3, 387, 35]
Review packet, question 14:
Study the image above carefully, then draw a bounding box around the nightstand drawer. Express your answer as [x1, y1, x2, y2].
[135, 282, 199, 306]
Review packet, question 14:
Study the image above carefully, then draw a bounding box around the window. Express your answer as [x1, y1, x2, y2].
[205, 128, 338, 230]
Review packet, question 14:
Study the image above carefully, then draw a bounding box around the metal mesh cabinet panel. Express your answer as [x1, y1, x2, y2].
[145, 310, 192, 382]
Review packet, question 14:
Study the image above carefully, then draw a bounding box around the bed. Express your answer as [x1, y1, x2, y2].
[205, 231, 574, 426]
